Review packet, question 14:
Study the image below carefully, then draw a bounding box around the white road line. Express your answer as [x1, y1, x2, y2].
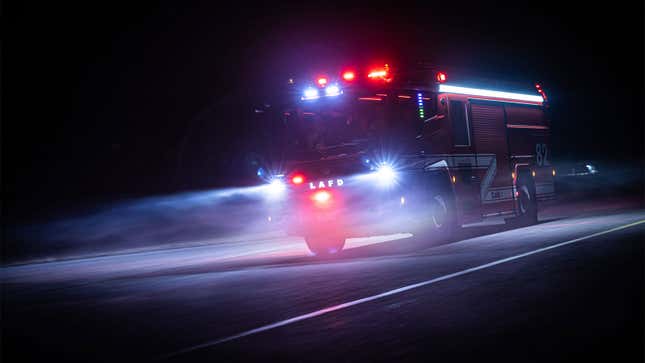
[161, 219, 645, 360]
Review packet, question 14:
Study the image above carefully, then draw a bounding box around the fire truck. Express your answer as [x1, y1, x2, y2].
[254, 61, 555, 255]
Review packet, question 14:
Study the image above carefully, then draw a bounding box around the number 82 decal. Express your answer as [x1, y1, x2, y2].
[536, 143, 549, 166]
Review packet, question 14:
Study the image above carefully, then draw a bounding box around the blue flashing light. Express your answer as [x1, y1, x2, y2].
[302, 87, 320, 100]
[325, 84, 342, 97]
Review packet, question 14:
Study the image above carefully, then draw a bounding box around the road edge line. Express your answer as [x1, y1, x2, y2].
[160, 219, 645, 360]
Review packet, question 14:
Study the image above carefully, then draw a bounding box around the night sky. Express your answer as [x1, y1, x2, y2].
[4, 1, 643, 221]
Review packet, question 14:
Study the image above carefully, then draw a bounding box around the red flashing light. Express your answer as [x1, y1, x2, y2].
[342, 71, 356, 81]
[292, 174, 305, 185]
[535, 84, 547, 101]
[368, 69, 388, 79]
[317, 77, 328, 86]
[312, 190, 331, 204]
[436, 72, 447, 83]
[367, 63, 393, 82]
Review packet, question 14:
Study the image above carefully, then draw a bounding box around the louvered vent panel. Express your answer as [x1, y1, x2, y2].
[470, 104, 506, 153]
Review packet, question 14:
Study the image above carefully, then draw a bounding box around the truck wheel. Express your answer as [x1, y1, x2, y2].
[429, 192, 458, 241]
[516, 178, 538, 225]
[305, 236, 346, 256]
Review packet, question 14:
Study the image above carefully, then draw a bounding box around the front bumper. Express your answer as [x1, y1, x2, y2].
[284, 191, 422, 238]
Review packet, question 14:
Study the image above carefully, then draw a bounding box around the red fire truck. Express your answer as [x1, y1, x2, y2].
[256, 62, 555, 255]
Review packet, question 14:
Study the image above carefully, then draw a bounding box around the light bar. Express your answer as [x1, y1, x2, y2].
[438, 84, 544, 104]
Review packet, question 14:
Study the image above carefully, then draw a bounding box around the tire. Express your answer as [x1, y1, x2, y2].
[305, 235, 346, 256]
[414, 190, 458, 243]
[425, 190, 458, 241]
[516, 177, 538, 225]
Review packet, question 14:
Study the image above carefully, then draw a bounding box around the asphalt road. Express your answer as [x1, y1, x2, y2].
[2, 204, 644, 362]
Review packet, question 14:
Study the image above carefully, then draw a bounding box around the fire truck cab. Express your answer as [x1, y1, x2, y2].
[255, 62, 554, 255]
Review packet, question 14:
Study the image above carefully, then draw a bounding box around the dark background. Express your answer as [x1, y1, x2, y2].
[3, 1, 643, 223]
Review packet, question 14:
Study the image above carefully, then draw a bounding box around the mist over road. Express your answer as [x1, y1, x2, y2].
[3, 194, 643, 362]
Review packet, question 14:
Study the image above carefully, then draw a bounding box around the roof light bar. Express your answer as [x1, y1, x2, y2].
[438, 84, 544, 104]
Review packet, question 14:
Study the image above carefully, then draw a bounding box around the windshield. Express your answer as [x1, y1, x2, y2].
[277, 93, 436, 161]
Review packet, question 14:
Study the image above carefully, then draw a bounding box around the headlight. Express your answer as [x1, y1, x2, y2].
[375, 163, 397, 187]
[265, 178, 286, 199]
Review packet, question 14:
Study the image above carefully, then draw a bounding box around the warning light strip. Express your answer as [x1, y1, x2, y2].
[439, 84, 544, 104]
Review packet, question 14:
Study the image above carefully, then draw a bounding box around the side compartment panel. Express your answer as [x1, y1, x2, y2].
[469, 102, 515, 215]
